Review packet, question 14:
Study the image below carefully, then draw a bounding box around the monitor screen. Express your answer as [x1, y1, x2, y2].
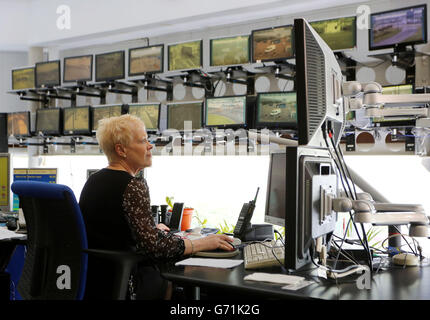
[35, 61, 61, 88]
[369, 4, 427, 50]
[7, 112, 31, 137]
[63, 55, 93, 83]
[166, 102, 203, 130]
[129, 45, 164, 76]
[205, 96, 246, 128]
[92, 105, 122, 131]
[128, 103, 160, 131]
[0, 153, 10, 211]
[210, 35, 250, 67]
[310, 16, 356, 51]
[36, 108, 62, 135]
[264, 152, 286, 227]
[256, 91, 297, 129]
[168, 40, 202, 71]
[63, 106, 91, 135]
[382, 84, 414, 95]
[95, 51, 125, 82]
[252, 25, 294, 62]
[12, 67, 35, 90]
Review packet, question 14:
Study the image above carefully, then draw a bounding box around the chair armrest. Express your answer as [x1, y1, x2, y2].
[83, 249, 144, 264]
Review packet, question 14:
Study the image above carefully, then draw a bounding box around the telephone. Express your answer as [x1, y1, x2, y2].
[233, 188, 259, 239]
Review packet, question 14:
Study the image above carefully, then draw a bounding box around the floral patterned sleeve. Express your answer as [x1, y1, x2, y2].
[122, 178, 185, 261]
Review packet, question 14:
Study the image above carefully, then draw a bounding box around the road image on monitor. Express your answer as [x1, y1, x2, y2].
[167, 102, 202, 130]
[310, 16, 356, 51]
[7, 112, 30, 137]
[12, 67, 35, 90]
[168, 40, 202, 71]
[370, 5, 427, 50]
[36, 108, 61, 134]
[36, 61, 60, 88]
[64, 55, 93, 82]
[257, 92, 297, 124]
[64, 107, 90, 133]
[205, 96, 246, 127]
[252, 25, 294, 62]
[210, 35, 250, 67]
[129, 45, 163, 75]
[92, 105, 122, 131]
[128, 104, 160, 131]
[95, 51, 125, 82]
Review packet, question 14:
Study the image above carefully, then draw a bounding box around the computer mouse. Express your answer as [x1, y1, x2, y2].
[392, 253, 419, 267]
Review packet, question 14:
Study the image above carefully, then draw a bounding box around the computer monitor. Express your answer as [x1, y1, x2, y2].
[92, 104, 123, 131]
[63, 55, 93, 83]
[35, 60, 61, 88]
[310, 16, 356, 51]
[382, 84, 414, 95]
[369, 4, 427, 51]
[128, 103, 160, 132]
[36, 108, 62, 135]
[168, 40, 202, 71]
[205, 96, 247, 129]
[0, 153, 10, 211]
[129, 45, 164, 76]
[63, 106, 92, 135]
[7, 112, 31, 137]
[264, 152, 286, 227]
[11, 67, 35, 91]
[210, 35, 250, 67]
[255, 91, 297, 129]
[166, 102, 203, 131]
[251, 25, 294, 62]
[95, 51, 125, 82]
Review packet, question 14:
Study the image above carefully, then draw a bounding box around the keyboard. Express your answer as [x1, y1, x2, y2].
[244, 240, 285, 269]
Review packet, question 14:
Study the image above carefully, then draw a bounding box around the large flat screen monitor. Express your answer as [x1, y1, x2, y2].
[251, 25, 294, 62]
[369, 4, 427, 50]
[166, 102, 203, 131]
[63, 55, 93, 83]
[264, 152, 286, 227]
[35, 61, 61, 88]
[12, 67, 35, 91]
[128, 103, 160, 131]
[95, 51, 125, 82]
[7, 111, 31, 137]
[168, 40, 202, 71]
[256, 91, 297, 129]
[92, 104, 122, 131]
[36, 108, 62, 135]
[0, 153, 10, 211]
[205, 95, 247, 129]
[210, 35, 250, 67]
[310, 16, 356, 51]
[63, 106, 92, 135]
[129, 45, 164, 76]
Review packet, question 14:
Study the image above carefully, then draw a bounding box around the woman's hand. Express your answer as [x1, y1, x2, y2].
[156, 223, 170, 232]
[184, 234, 235, 255]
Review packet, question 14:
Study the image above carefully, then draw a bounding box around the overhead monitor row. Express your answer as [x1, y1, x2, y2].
[11, 4, 427, 91]
[6, 91, 297, 138]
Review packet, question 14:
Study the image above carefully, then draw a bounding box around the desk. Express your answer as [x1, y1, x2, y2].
[161, 251, 430, 300]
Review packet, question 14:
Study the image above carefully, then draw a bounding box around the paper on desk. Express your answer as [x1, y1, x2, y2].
[0, 227, 26, 241]
[175, 258, 243, 269]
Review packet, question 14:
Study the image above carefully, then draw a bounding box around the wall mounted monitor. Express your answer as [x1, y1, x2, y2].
[205, 95, 247, 129]
[0, 153, 10, 211]
[382, 84, 414, 95]
[128, 103, 160, 131]
[251, 25, 294, 62]
[168, 40, 202, 71]
[210, 35, 250, 67]
[129, 45, 164, 76]
[63, 106, 92, 135]
[7, 112, 31, 137]
[166, 102, 203, 131]
[36, 108, 62, 135]
[92, 104, 122, 131]
[264, 152, 286, 227]
[256, 91, 297, 129]
[35, 60, 61, 88]
[12, 67, 35, 91]
[63, 55, 93, 83]
[310, 16, 356, 51]
[95, 51, 125, 82]
[369, 4, 427, 50]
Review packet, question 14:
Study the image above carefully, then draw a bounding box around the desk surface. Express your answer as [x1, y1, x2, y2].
[161, 252, 430, 300]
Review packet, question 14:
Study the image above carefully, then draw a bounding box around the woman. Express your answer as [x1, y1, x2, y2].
[79, 114, 234, 299]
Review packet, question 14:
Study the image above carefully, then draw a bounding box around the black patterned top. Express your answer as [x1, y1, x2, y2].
[79, 168, 185, 262]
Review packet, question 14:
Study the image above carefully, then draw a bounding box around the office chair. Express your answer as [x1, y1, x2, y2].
[11, 181, 143, 300]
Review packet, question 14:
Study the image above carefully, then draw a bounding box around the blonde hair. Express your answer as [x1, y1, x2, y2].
[96, 114, 145, 162]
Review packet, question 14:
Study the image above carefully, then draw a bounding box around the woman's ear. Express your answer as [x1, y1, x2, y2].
[114, 143, 127, 158]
